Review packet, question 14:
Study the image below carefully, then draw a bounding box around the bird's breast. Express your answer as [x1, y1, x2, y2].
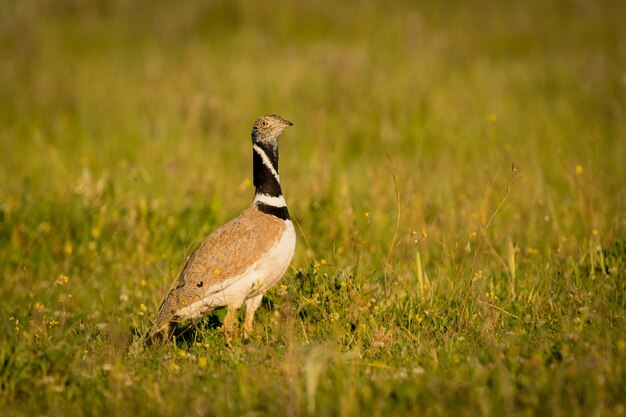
[245, 219, 296, 297]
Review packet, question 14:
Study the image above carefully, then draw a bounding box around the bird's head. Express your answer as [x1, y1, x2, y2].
[251, 114, 293, 144]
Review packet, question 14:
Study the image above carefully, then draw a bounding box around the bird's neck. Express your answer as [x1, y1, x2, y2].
[252, 140, 282, 196]
[252, 140, 290, 220]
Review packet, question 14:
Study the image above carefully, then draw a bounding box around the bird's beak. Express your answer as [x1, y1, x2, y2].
[281, 118, 293, 127]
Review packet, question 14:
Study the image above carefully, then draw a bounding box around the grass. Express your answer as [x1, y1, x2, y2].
[1, 0, 625, 415]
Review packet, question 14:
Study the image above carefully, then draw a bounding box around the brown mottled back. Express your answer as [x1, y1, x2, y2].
[154, 205, 286, 330]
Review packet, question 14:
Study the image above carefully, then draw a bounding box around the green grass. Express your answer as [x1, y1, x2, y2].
[1, 0, 625, 415]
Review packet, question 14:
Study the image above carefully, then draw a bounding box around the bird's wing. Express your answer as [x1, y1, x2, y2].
[153, 206, 284, 328]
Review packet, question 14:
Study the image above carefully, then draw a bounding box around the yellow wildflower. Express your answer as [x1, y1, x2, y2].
[56, 274, 70, 286]
[473, 270, 483, 281]
[525, 247, 539, 255]
[198, 357, 208, 368]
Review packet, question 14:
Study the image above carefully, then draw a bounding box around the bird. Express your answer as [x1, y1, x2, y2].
[149, 114, 296, 342]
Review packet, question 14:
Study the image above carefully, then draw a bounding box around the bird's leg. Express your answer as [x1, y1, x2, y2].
[243, 294, 264, 339]
[223, 306, 237, 342]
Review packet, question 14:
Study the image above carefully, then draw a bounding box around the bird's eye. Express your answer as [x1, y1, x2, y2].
[261, 121, 268, 126]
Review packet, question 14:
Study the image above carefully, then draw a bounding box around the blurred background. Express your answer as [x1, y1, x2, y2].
[1, 0, 625, 308]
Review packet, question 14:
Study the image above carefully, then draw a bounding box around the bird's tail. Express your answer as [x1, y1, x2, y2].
[144, 322, 173, 346]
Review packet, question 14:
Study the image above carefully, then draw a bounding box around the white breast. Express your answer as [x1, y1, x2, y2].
[175, 220, 296, 319]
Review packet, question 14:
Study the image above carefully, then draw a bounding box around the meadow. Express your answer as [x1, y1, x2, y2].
[1, 0, 625, 415]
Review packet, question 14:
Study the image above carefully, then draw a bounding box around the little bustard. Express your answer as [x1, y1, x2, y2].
[150, 114, 296, 341]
